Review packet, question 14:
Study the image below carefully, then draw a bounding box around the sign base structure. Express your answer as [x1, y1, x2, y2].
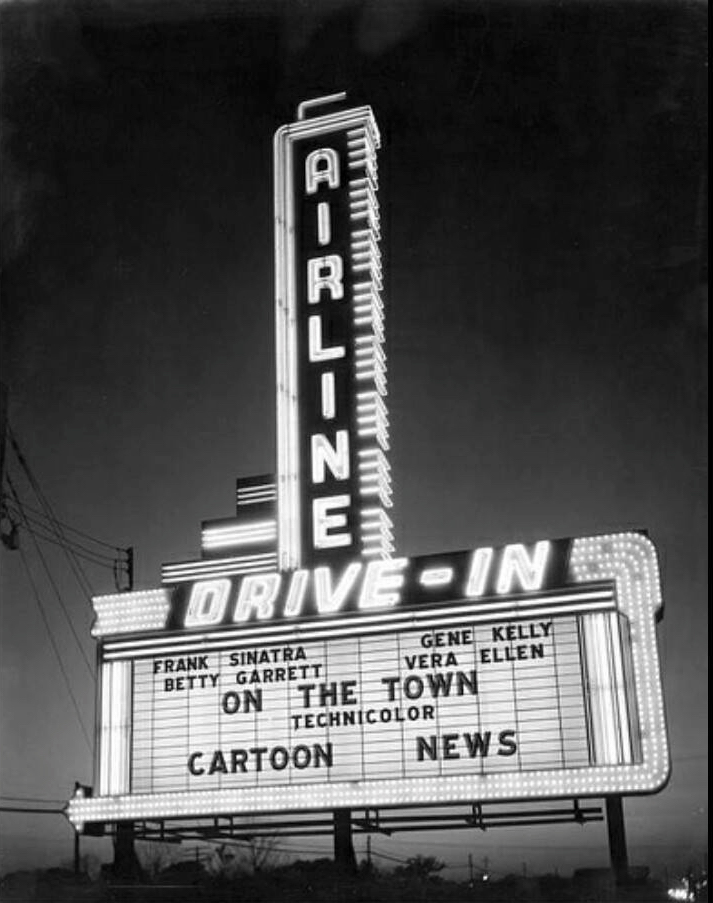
[65, 96, 669, 876]
[76, 798, 606, 842]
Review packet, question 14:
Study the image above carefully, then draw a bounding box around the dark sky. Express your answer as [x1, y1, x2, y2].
[0, 0, 707, 880]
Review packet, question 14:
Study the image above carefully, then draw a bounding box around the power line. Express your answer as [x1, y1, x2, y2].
[5, 496, 130, 585]
[0, 795, 65, 804]
[13, 518, 119, 570]
[7, 430, 96, 599]
[16, 544, 92, 751]
[3, 501, 120, 565]
[3, 430, 132, 593]
[2, 494, 128, 555]
[8, 479, 95, 681]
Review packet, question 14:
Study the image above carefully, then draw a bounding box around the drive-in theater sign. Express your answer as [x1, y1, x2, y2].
[67, 97, 669, 834]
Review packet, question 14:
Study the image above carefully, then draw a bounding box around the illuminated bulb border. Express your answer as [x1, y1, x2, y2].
[92, 590, 171, 638]
[569, 532, 669, 789]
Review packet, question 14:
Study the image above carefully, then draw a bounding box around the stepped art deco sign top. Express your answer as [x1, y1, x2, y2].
[68, 97, 669, 830]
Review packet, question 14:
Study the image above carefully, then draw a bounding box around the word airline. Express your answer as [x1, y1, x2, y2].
[275, 102, 391, 572]
[301, 145, 356, 554]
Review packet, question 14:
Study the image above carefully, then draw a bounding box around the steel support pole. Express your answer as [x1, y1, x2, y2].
[333, 808, 356, 871]
[113, 821, 140, 880]
[605, 795, 629, 884]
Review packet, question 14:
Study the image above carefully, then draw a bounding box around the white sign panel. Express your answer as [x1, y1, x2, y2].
[130, 616, 589, 795]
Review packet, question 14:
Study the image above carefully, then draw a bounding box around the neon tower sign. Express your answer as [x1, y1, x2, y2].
[275, 99, 391, 570]
[68, 95, 669, 831]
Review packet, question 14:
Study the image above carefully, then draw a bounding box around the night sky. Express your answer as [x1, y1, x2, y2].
[0, 0, 707, 882]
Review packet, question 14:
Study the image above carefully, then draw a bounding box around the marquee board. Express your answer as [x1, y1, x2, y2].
[67, 97, 669, 831]
[69, 532, 668, 828]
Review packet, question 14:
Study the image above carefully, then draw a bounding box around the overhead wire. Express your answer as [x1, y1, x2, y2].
[4, 429, 131, 592]
[16, 544, 92, 751]
[20, 529, 116, 570]
[1, 493, 127, 553]
[7, 477, 96, 681]
[5, 511, 120, 571]
[0, 428, 138, 773]
[2, 501, 120, 565]
[7, 428, 96, 599]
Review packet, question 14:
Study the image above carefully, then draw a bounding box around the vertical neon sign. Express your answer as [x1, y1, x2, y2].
[274, 96, 391, 572]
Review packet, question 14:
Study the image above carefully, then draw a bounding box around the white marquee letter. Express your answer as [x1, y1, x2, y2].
[308, 255, 344, 303]
[184, 579, 230, 627]
[317, 202, 331, 245]
[311, 431, 350, 483]
[314, 563, 362, 614]
[321, 372, 336, 419]
[234, 573, 281, 622]
[496, 541, 551, 594]
[283, 569, 309, 617]
[464, 547, 494, 597]
[313, 495, 352, 549]
[305, 148, 340, 194]
[359, 558, 408, 610]
[308, 316, 345, 362]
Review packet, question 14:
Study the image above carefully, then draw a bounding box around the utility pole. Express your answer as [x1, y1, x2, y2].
[468, 853, 473, 885]
[112, 557, 138, 881]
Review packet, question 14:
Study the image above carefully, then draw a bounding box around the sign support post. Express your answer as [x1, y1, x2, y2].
[333, 808, 356, 871]
[113, 821, 141, 881]
[606, 795, 629, 884]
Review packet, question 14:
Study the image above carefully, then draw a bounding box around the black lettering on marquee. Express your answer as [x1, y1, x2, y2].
[221, 689, 263, 714]
[187, 743, 334, 775]
[381, 671, 478, 701]
[415, 731, 518, 761]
